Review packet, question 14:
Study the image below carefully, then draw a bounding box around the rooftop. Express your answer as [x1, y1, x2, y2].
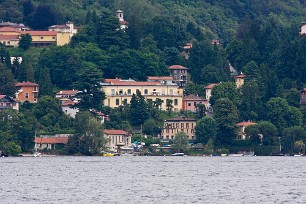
[56, 90, 78, 95]
[0, 27, 21, 32]
[235, 74, 246, 79]
[35, 137, 69, 144]
[16, 82, 39, 87]
[21, 30, 57, 36]
[205, 83, 218, 89]
[0, 35, 19, 40]
[236, 121, 256, 127]
[165, 116, 196, 122]
[104, 129, 129, 135]
[147, 76, 174, 81]
[169, 65, 188, 70]
[183, 94, 206, 101]
[104, 78, 173, 86]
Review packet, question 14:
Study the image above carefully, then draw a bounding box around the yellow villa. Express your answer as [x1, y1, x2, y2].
[101, 78, 183, 111]
[161, 116, 197, 141]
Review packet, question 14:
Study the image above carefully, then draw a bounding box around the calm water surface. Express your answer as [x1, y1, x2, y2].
[1, 156, 306, 204]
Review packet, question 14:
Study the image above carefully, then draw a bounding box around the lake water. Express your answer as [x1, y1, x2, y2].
[1, 156, 306, 204]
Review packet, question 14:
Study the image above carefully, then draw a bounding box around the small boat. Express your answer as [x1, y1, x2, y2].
[103, 153, 115, 157]
[171, 153, 185, 156]
[228, 154, 244, 157]
[293, 154, 303, 157]
[270, 152, 285, 156]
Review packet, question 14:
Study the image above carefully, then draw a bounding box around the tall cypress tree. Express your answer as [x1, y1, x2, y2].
[38, 66, 53, 97]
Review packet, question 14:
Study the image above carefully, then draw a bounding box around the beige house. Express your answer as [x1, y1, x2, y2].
[0, 27, 71, 47]
[161, 116, 196, 141]
[104, 129, 132, 152]
[0, 35, 19, 47]
[235, 74, 245, 88]
[236, 121, 256, 140]
[35, 137, 69, 150]
[101, 78, 183, 111]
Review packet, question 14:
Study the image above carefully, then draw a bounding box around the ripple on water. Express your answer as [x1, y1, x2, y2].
[1, 156, 306, 203]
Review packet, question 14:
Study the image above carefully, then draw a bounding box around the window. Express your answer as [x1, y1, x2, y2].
[188, 102, 191, 106]
[111, 89, 115, 95]
[127, 89, 131, 95]
[123, 99, 127, 105]
[25, 93, 29, 98]
[116, 99, 120, 105]
[144, 89, 148, 95]
[34, 87, 37, 91]
[40, 37, 44, 39]
[136, 89, 140, 94]
[52, 37, 55, 39]
[34, 93, 38, 98]
[119, 89, 123, 95]
[186, 123, 189, 129]
[194, 102, 197, 106]
[170, 89, 173, 95]
[174, 99, 178, 106]
[162, 89, 165, 95]
[181, 123, 184, 129]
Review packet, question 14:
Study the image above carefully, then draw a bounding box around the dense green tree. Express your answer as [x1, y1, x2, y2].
[19, 34, 32, 50]
[147, 15, 187, 50]
[267, 97, 303, 131]
[143, 118, 161, 137]
[129, 90, 149, 126]
[73, 63, 105, 111]
[37, 46, 82, 89]
[0, 63, 16, 96]
[209, 82, 239, 107]
[213, 98, 239, 146]
[245, 125, 261, 145]
[242, 61, 260, 82]
[184, 83, 206, 97]
[27, 4, 59, 29]
[195, 116, 217, 144]
[166, 99, 173, 116]
[38, 66, 53, 97]
[66, 111, 107, 155]
[0, 131, 21, 156]
[239, 81, 262, 121]
[173, 132, 189, 153]
[189, 40, 228, 84]
[284, 88, 301, 108]
[282, 126, 306, 154]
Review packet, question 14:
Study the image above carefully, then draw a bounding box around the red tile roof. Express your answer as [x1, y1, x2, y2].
[183, 94, 206, 101]
[0, 27, 21, 33]
[21, 31, 57, 36]
[205, 83, 218, 89]
[104, 129, 129, 135]
[169, 65, 188, 70]
[147, 76, 174, 81]
[235, 74, 246, 79]
[35, 137, 69, 144]
[0, 95, 6, 100]
[62, 100, 77, 106]
[236, 121, 256, 127]
[119, 21, 128, 25]
[0, 35, 19, 40]
[56, 90, 78, 95]
[104, 79, 162, 86]
[16, 82, 39, 87]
